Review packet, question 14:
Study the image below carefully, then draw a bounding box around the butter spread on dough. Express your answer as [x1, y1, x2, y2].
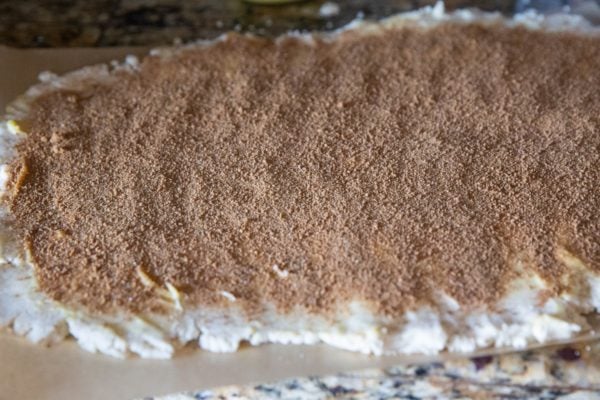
[0, 4, 599, 358]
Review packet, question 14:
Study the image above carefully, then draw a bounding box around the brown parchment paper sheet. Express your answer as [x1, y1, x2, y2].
[0, 45, 437, 400]
[0, 45, 598, 400]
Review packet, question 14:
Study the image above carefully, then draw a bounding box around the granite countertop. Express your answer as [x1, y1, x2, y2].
[149, 339, 600, 399]
[0, 0, 516, 47]
[2, 1, 599, 399]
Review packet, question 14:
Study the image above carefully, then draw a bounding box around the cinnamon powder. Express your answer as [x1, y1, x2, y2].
[6, 23, 600, 316]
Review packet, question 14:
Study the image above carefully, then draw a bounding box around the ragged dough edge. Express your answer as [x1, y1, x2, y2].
[1, 3, 599, 359]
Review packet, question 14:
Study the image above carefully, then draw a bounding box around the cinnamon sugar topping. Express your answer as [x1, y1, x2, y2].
[5, 23, 600, 316]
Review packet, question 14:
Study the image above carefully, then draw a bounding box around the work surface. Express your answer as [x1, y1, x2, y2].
[1, 1, 599, 399]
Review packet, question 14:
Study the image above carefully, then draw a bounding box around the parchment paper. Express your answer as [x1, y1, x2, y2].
[0, 45, 598, 400]
[0, 45, 436, 400]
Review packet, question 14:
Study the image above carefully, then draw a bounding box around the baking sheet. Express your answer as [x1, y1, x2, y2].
[0, 45, 598, 400]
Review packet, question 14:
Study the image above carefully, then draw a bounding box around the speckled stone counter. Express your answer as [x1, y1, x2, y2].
[0, 0, 515, 47]
[148, 339, 600, 399]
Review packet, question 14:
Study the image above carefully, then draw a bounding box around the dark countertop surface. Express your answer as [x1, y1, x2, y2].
[151, 338, 600, 399]
[0, 0, 517, 47]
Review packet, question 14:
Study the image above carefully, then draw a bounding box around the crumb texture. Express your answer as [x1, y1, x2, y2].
[6, 23, 600, 315]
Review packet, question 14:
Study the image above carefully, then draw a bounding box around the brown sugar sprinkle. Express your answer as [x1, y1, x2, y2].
[5, 22, 600, 316]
